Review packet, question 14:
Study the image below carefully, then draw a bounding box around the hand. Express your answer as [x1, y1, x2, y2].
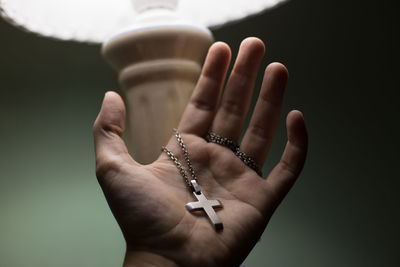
[93, 37, 307, 267]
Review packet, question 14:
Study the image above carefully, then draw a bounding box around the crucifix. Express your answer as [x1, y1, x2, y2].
[185, 180, 224, 230]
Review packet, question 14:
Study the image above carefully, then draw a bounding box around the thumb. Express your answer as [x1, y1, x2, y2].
[93, 91, 137, 178]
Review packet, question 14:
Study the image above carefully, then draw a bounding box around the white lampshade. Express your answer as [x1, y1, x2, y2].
[0, 0, 288, 43]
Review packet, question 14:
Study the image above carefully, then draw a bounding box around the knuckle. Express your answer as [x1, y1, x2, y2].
[92, 118, 101, 134]
[95, 156, 121, 180]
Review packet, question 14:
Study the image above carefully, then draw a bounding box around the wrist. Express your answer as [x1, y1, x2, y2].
[123, 250, 178, 267]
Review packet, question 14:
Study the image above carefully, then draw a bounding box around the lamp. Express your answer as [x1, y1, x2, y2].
[0, 0, 288, 163]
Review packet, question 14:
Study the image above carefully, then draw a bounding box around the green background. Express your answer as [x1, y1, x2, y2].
[0, 0, 398, 266]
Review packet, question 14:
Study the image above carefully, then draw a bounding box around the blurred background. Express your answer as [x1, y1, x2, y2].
[0, 0, 398, 266]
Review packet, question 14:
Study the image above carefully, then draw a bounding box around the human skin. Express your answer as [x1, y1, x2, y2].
[93, 37, 308, 267]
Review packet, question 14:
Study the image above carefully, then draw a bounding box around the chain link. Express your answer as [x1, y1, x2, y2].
[206, 131, 239, 152]
[161, 129, 198, 189]
[234, 150, 263, 176]
[173, 129, 198, 182]
[206, 131, 262, 176]
[162, 129, 262, 190]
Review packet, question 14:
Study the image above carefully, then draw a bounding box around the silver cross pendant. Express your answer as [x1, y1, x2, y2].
[185, 180, 223, 230]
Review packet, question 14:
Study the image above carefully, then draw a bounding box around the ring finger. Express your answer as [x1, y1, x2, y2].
[240, 63, 289, 167]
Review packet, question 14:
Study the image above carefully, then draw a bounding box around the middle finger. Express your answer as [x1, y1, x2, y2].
[210, 37, 265, 142]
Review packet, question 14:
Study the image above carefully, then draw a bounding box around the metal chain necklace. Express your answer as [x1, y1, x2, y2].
[161, 129, 223, 230]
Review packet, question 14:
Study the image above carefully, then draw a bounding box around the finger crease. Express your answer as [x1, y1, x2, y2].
[259, 94, 283, 108]
[279, 158, 299, 178]
[190, 99, 215, 112]
[101, 125, 123, 137]
[220, 99, 246, 117]
[248, 123, 273, 141]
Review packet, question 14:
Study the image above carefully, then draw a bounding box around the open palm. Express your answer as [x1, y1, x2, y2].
[93, 38, 308, 267]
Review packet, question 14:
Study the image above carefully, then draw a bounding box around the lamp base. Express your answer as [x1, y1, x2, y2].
[102, 26, 213, 164]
